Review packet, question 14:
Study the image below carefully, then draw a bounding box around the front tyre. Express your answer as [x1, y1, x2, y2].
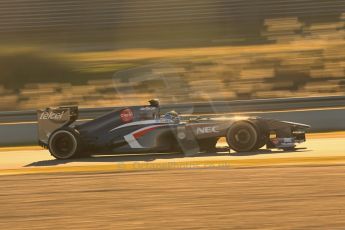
[251, 120, 269, 150]
[48, 128, 82, 159]
[226, 121, 258, 152]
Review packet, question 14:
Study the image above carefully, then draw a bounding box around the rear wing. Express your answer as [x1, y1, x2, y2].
[37, 106, 78, 147]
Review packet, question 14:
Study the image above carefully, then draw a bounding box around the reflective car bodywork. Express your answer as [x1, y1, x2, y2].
[37, 101, 310, 157]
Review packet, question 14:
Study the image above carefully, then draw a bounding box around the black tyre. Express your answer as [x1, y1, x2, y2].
[251, 120, 269, 150]
[48, 128, 82, 159]
[226, 121, 259, 152]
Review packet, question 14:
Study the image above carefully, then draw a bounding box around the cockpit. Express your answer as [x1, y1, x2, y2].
[163, 110, 180, 123]
[147, 99, 180, 123]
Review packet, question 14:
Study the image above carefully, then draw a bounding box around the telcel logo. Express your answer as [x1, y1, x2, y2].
[40, 111, 65, 120]
[196, 126, 219, 134]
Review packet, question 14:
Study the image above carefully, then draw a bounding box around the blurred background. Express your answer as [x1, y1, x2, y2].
[0, 0, 344, 110]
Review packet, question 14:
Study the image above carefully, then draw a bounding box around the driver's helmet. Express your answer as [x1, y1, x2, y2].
[163, 110, 180, 123]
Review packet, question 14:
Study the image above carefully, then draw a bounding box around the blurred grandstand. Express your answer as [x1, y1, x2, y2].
[0, 0, 344, 110]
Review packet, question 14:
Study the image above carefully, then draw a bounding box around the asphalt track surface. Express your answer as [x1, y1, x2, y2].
[0, 132, 344, 229]
[0, 132, 344, 174]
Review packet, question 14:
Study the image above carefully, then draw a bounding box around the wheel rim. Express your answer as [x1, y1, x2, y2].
[235, 129, 251, 144]
[49, 131, 77, 159]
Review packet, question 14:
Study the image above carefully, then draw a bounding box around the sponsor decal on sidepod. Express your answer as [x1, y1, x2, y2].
[196, 126, 219, 135]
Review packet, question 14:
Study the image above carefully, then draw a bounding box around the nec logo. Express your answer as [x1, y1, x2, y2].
[196, 126, 219, 134]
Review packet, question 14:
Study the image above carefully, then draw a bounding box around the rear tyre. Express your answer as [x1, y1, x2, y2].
[226, 121, 259, 152]
[48, 128, 83, 160]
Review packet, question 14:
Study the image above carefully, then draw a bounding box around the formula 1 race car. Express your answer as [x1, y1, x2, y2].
[37, 99, 310, 160]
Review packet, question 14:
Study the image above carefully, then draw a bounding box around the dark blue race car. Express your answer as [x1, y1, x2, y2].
[37, 99, 310, 159]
